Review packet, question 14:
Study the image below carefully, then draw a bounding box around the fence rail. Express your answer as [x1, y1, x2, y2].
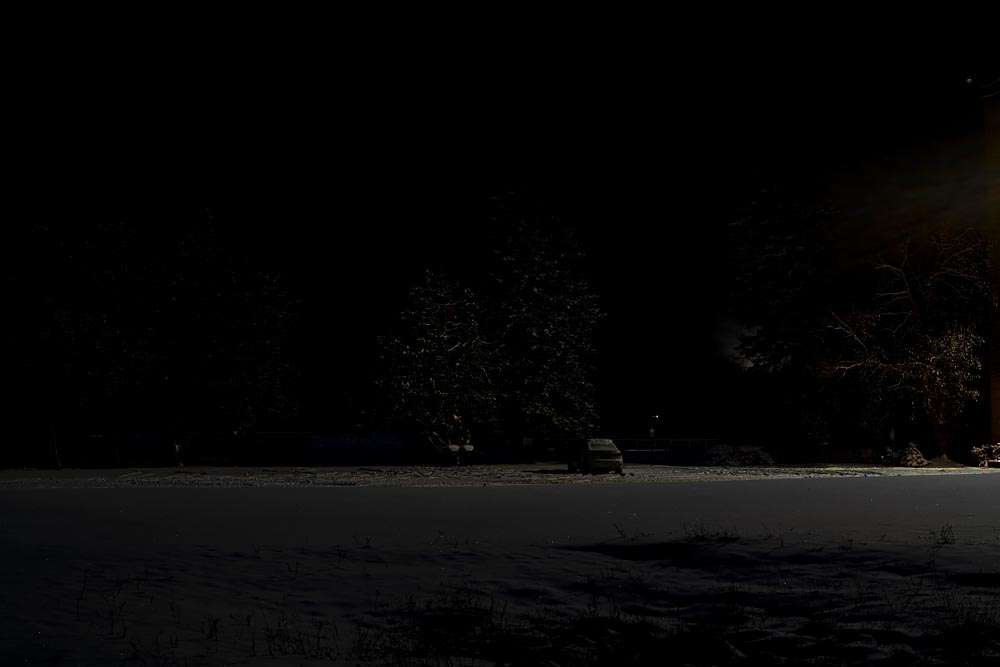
[612, 438, 722, 452]
[609, 438, 723, 465]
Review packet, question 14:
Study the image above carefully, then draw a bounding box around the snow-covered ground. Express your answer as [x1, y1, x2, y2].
[0, 461, 992, 488]
[2, 465, 998, 665]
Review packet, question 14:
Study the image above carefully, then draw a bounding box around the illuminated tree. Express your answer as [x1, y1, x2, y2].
[376, 191, 603, 454]
[378, 271, 500, 453]
[486, 192, 602, 440]
[829, 230, 995, 458]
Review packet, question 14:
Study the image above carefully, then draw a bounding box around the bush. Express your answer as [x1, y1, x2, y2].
[970, 442, 1000, 468]
[701, 445, 775, 467]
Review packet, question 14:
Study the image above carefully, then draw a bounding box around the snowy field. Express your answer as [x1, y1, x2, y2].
[2, 464, 999, 665]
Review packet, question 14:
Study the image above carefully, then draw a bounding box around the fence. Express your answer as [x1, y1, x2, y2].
[612, 438, 723, 465]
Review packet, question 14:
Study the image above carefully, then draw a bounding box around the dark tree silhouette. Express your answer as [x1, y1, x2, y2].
[726, 186, 842, 457]
[5, 210, 298, 467]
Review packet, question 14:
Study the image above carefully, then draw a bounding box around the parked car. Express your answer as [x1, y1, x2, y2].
[568, 438, 624, 475]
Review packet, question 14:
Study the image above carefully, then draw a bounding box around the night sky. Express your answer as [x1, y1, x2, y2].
[195, 52, 994, 438]
[23, 44, 996, 440]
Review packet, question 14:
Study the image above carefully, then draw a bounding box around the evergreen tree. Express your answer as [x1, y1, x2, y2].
[378, 271, 500, 453]
[486, 192, 602, 440]
[376, 190, 604, 457]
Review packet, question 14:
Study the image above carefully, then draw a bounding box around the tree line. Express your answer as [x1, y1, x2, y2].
[4, 193, 994, 468]
[3, 195, 604, 467]
[5, 211, 298, 467]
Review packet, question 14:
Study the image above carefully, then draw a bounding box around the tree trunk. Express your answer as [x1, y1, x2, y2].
[928, 415, 948, 459]
[986, 96, 999, 446]
[49, 423, 62, 470]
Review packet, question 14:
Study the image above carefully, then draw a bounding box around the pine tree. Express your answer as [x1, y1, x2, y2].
[486, 192, 602, 440]
[378, 271, 500, 454]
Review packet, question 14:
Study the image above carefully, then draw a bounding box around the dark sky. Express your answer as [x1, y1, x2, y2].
[174, 49, 994, 437]
[27, 43, 994, 437]
[205, 53, 994, 436]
